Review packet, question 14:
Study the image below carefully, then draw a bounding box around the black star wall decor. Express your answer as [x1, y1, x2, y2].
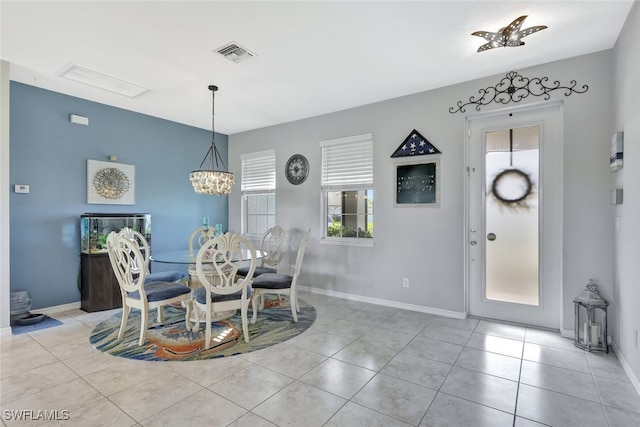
[391, 129, 441, 158]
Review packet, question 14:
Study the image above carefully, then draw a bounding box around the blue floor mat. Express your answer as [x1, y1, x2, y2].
[12, 315, 63, 335]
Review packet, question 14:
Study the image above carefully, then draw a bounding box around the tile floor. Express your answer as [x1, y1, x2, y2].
[2, 291, 640, 426]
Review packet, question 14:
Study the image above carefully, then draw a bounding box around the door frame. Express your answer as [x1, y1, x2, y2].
[463, 100, 564, 329]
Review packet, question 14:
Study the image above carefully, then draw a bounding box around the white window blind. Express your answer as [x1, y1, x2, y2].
[241, 150, 276, 193]
[320, 133, 373, 190]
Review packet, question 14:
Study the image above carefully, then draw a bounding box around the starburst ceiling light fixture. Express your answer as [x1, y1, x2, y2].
[472, 15, 547, 53]
[190, 85, 234, 195]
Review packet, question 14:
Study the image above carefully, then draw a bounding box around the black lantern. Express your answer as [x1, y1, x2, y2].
[573, 280, 609, 353]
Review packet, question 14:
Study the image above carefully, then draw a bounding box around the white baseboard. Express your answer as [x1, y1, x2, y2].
[560, 331, 639, 396]
[611, 338, 640, 397]
[560, 328, 573, 339]
[0, 326, 12, 336]
[298, 286, 467, 319]
[35, 301, 81, 315]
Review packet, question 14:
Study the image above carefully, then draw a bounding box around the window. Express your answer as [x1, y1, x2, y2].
[241, 150, 276, 236]
[320, 133, 374, 245]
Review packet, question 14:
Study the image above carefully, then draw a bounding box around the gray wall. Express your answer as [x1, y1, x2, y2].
[229, 51, 617, 330]
[9, 82, 230, 310]
[613, 2, 640, 388]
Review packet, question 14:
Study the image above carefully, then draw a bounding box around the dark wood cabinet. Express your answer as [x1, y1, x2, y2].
[80, 253, 122, 312]
[79, 213, 151, 312]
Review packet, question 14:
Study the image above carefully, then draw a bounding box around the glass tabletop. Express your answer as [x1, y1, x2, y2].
[151, 249, 263, 264]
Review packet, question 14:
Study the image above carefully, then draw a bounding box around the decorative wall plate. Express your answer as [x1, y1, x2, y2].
[87, 160, 135, 205]
[93, 167, 130, 199]
[285, 154, 309, 185]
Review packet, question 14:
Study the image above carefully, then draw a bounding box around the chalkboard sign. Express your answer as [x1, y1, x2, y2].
[395, 160, 440, 206]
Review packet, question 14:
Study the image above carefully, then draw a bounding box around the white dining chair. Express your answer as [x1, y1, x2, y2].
[250, 228, 310, 324]
[194, 233, 257, 348]
[187, 226, 217, 288]
[118, 227, 186, 322]
[106, 232, 192, 346]
[237, 225, 286, 278]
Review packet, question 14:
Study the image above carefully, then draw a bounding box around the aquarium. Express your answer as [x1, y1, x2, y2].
[80, 213, 151, 254]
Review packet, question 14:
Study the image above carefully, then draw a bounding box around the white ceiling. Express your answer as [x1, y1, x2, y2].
[1, 1, 634, 135]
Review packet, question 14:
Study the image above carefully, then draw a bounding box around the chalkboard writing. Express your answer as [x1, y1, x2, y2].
[396, 161, 439, 205]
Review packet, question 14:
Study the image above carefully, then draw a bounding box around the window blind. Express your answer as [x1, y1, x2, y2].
[241, 150, 276, 193]
[320, 133, 373, 190]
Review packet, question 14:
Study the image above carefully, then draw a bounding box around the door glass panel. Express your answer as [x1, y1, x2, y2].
[485, 126, 539, 305]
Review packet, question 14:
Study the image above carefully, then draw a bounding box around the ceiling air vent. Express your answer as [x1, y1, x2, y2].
[215, 42, 256, 63]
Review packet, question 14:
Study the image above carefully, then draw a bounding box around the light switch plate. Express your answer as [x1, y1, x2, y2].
[611, 189, 623, 205]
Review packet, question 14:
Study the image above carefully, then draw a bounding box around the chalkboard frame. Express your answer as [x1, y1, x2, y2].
[394, 158, 440, 207]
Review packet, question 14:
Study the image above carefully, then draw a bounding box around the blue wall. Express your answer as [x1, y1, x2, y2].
[10, 82, 229, 309]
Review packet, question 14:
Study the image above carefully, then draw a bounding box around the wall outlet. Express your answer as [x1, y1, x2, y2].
[402, 278, 409, 288]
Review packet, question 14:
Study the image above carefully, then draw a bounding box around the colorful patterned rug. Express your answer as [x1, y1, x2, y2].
[89, 296, 315, 361]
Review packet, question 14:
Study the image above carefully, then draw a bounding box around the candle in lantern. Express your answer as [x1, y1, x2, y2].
[590, 323, 600, 346]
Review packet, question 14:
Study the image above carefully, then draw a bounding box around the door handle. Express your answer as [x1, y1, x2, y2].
[487, 233, 496, 241]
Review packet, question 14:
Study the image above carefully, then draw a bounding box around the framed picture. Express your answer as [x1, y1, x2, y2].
[395, 159, 440, 207]
[87, 159, 135, 205]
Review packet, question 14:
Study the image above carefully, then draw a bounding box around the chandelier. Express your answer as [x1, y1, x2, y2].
[190, 85, 235, 195]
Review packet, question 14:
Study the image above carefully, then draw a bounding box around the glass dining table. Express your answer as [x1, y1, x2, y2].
[151, 248, 262, 265]
[151, 248, 263, 328]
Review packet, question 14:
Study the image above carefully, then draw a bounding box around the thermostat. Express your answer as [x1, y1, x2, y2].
[14, 184, 30, 194]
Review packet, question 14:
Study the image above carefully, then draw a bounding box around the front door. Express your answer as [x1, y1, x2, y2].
[466, 103, 562, 329]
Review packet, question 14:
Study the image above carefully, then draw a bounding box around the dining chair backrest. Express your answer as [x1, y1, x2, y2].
[291, 228, 311, 280]
[249, 228, 310, 324]
[259, 225, 286, 269]
[188, 226, 217, 257]
[118, 227, 151, 274]
[107, 232, 146, 296]
[119, 227, 185, 285]
[195, 232, 257, 295]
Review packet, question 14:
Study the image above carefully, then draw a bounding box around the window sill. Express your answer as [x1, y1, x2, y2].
[318, 238, 375, 248]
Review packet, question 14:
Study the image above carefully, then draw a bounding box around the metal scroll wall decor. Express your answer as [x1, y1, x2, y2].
[449, 71, 588, 114]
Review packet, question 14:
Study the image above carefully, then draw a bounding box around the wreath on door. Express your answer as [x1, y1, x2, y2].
[490, 168, 535, 209]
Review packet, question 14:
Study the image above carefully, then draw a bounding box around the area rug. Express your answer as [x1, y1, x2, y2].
[89, 296, 315, 361]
